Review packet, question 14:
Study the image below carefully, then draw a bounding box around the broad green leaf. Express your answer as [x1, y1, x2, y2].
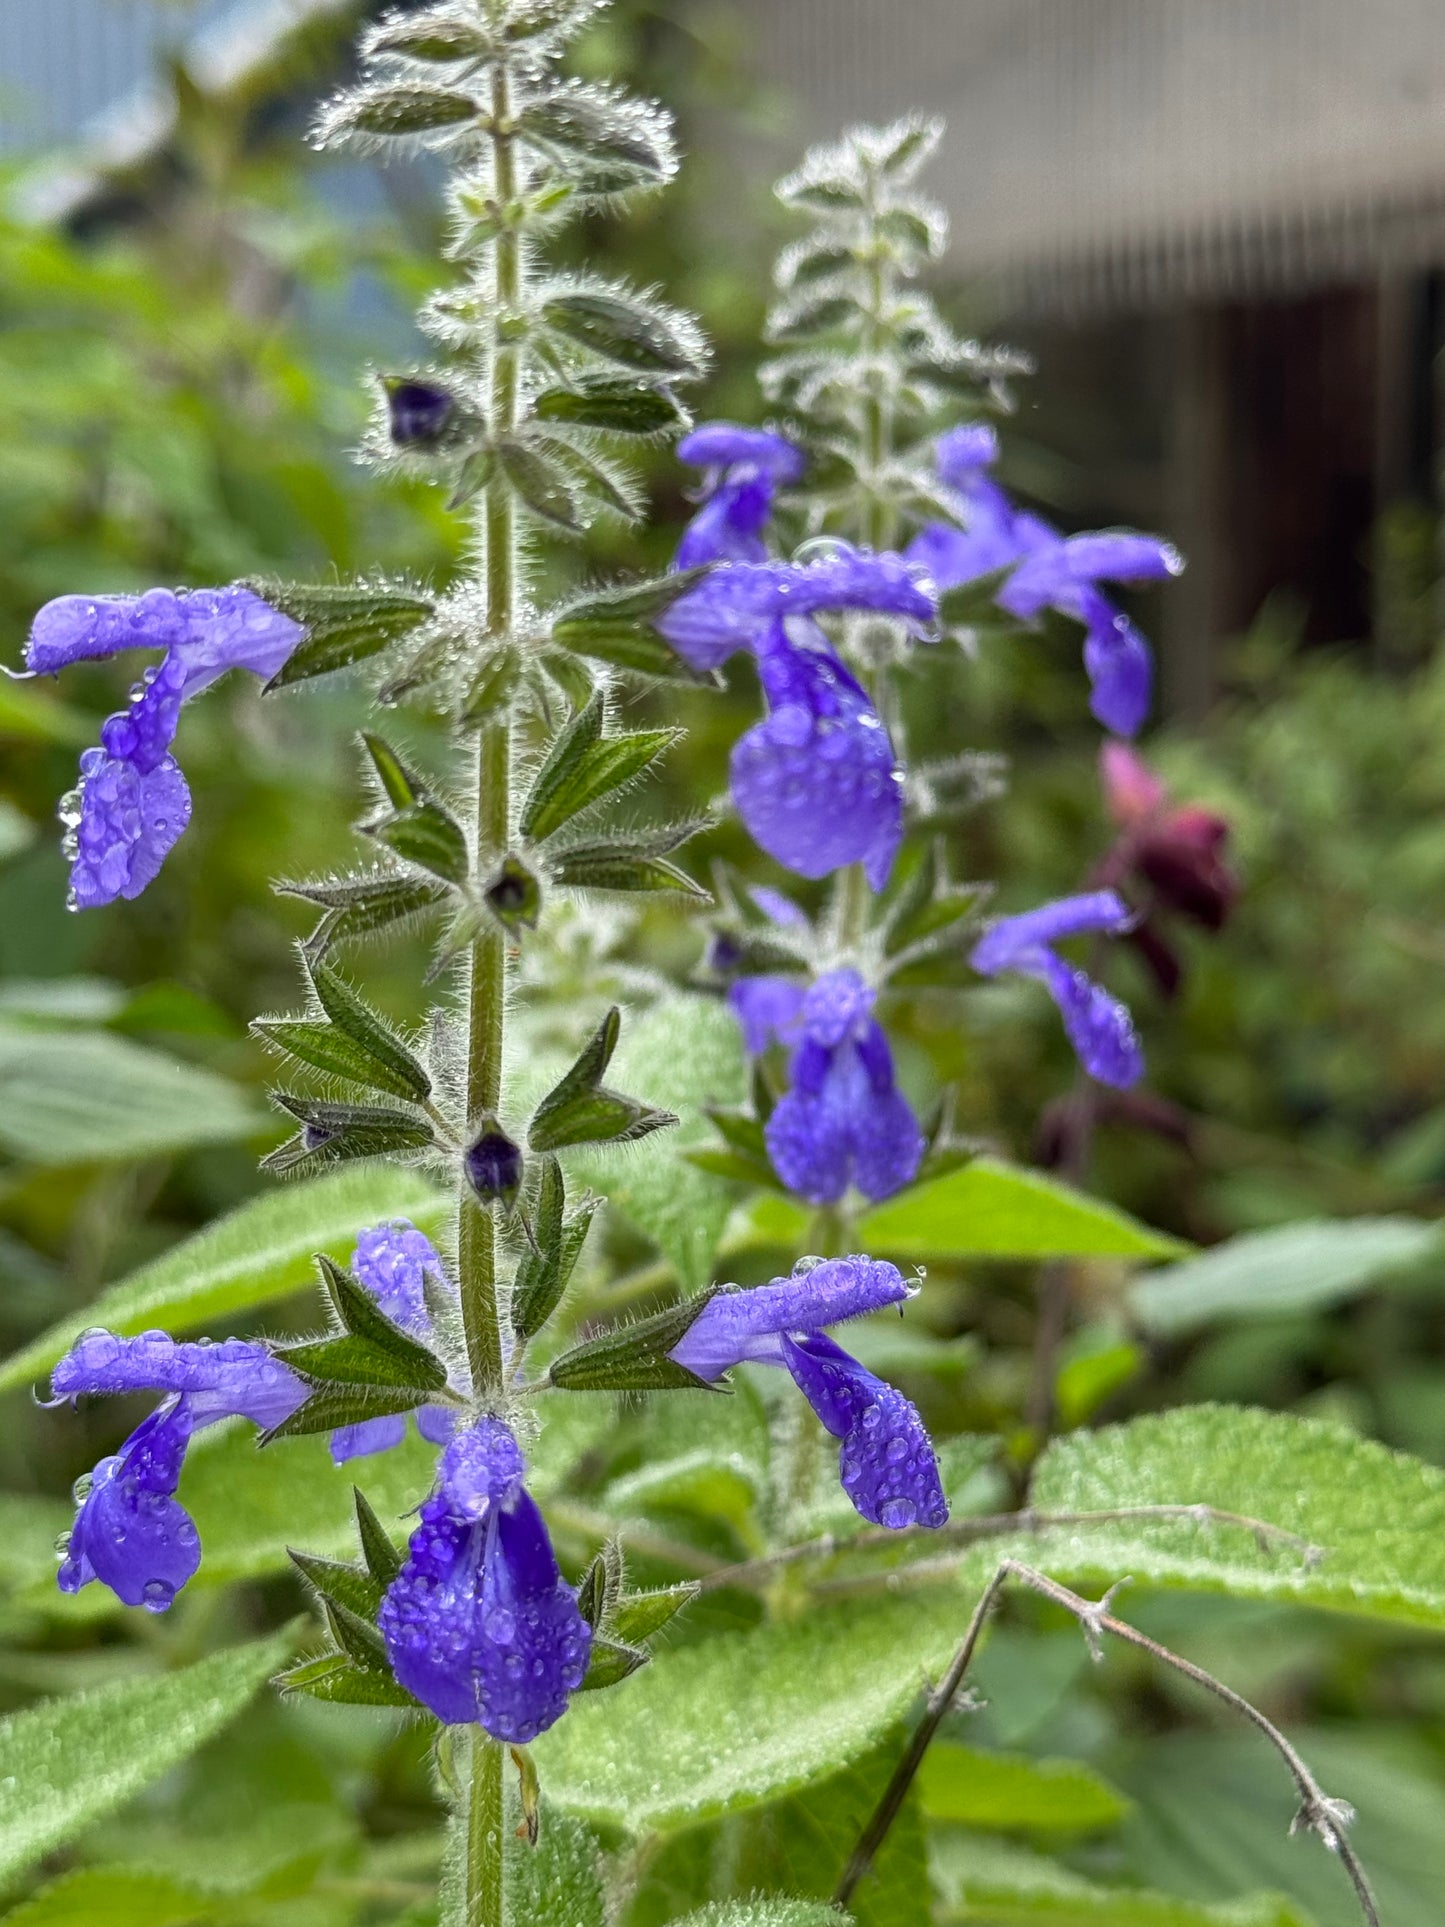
[0, 1166, 447, 1394]
[1129, 1218, 1441, 1337]
[0, 1025, 262, 1166]
[0, 1627, 297, 1884]
[1113, 1729, 1444, 1927]
[570, 994, 747, 1290]
[507, 1805, 606, 1927]
[919, 1742, 1130, 1835]
[856, 1158, 1189, 1262]
[1027, 1405, 1445, 1629]
[603, 1380, 771, 1533]
[535, 1591, 968, 1833]
[670, 1908, 844, 1927]
[932, 1835, 1309, 1926]
[0, 1868, 219, 1925]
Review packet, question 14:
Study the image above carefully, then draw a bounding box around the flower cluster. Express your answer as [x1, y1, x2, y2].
[50, 1233, 944, 1736]
[22, 586, 300, 909]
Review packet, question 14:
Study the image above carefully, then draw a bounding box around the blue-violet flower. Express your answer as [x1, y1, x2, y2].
[731, 967, 924, 1204]
[675, 422, 805, 568]
[659, 548, 935, 887]
[377, 1416, 591, 1741]
[669, 1254, 947, 1531]
[23, 585, 301, 908]
[970, 889, 1144, 1087]
[906, 423, 1180, 737]
[49, 1332, 306, 1610]
[328, 1219, 462, 1465]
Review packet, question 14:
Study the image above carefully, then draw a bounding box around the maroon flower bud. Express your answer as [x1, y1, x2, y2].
[1135, 806, 1237, 930]
[384, 377, 456, 449]
[464, 1120, 522, 1210]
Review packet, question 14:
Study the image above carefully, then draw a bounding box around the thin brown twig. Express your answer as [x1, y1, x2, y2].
[696, 1502, 1321, 1595]
[833, 1560, 1379, 1927]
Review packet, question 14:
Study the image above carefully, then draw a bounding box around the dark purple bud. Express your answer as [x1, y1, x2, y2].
[484, 856, 541, 931]
[1135, 807, 1237, 931]
[465, 1120, 523, 1209]
[384, 377, 456, 449]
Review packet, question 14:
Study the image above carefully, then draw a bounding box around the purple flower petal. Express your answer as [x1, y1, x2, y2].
[1040, 952, 1144, 1088]
[1054, 531, 1183, 586]
[51, 1331, 305, 1431]
[67, 753, 192, 909]
[730, 630, 904, 889]
[59, 1401, 202, 1612]
[675, 476, 774, 569]
[353, 1219, 448, 1334]
[781, 1332, 947, 1530]
[378, 1418, 589, 1740]
[669, 1254, 910, 1381]
[329, 1415, 409, 1464]
[935, 421, 1001, 487]
[1079, 596, 1153, 737]
[748, 884, 808, 927]
[765, 1023, 923, 1206]
[799, 967, 874, 1048]
[969, 890, 1133, 973]
[679, 423, 805, 482]
[728, 975, 807, 1055]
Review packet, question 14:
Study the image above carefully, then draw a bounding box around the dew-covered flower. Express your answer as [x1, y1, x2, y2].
[49, 1332, 306, 1611]
[22, 585, 301, 909]
[669, 1254, 947, 1531]
[328, 1219, 462, 1465]
[970, 889, 1143, 1088]
[907, 423, 1181, 738]
[731, 967, 924, 1204]
[675, 422, 805, 568]
[377, 1416, 591, 1741]
[659, 549, 934, 888]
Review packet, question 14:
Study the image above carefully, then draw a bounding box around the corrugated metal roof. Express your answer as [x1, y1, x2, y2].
[734, 0, 1445, 311]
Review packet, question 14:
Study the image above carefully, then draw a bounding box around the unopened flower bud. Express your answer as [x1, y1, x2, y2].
[384, 376, 456, 449]
[465, 1119, 522, 1210]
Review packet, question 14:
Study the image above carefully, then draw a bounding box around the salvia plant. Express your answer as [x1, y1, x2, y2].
[9, 7, 1418, 1927]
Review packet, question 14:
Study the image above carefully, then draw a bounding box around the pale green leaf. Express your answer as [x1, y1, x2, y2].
[0, 1867, 218, 1925]
[933, 1835, 1310, 1926]
[0, 1026, 262, 1166]
[919, 1742, 1130, 1835]
[0, 1166, 448, 1394]
[570, 994, 747, 1290]
[1129, 1218, 1441, 1337]
[535, 1592, 968, 1833]
[603, 1381, 771, 1533]
[671, 1907, 844, 1927]
[508, 1805, 605, 1927]
[0, 802, 35, 866]
[1026, 1405, 1445, 1629]
[855, 1159, 1189, 1262]
[0, 1627, 297, 1884]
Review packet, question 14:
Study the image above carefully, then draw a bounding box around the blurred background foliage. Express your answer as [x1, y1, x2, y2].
[0, 3, 1443, 1923]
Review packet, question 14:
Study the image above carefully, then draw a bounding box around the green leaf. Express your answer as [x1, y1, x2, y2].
[367, 16, 489, 61]
[306, 962, 432, 1100]
[287, 1548, 382, 1622]
[1027, 1404, 1445, 1628]
[548, 1294, 718, 1393]
[535, 1591, 972, 1833]
[521, 92, 672, 187]
[550, 838, 707, 899]
[506, 1804, 606, 1927]
[603, 1381, 770, 1531]
[568, 993, 747, 1290]
[551, 569, 708, 679]
[496, 438, 582, 531]
[263, 1381, 434, 1442]
[669, 1908, 844, 1927]
[281, 874, 449, 950]
[251, 580, 434, 690]
[512, 1158, 597, 1342]
[0, 1868, 221, 1926]
[276, 1650, 418, 1708]
[280, 1253, 448, 1393]
[0, 1025, 261, 1166]
[0, 1627, 297, 1884]
[529, 1007, 677, 1153]
[368, 800, 470, 886]
[263, 1096, 433, 1176]
[524, 728, 678, 842]
[932, 1835, 1309, 1927]
[0, 1165, 446, 1395]
[1129, 1218, 1440, 1337]
[344, 86, 478, 137]
[855, 1158, 1189, 1261]
[542, 291, 703, 375]
[918, 1742, 1130, 1835]
[534, 380, 687, 435]
[354, 1485, 404, 1588]
[581, 1636, 648, 1689]
[361, 731, 426, 809]
[519, 691, 605, 836]
[611, 1583, 700, 1644]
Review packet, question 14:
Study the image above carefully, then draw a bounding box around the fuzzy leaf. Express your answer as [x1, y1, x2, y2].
[340, 86, 478, 137]
[281, 874, 450, 950]
[918, 1741, 1130, 1835]
[668, 1910, 843, 1927]
[534, 380, 687, 435]
[541, 291, 702, 374]
[288, 1549, 383, 1623]
[366, 15, 490, 62]
[286, 961, 433, 1101]
[548, 838, 707, 899]
[251, 581, 434, 689]
[361, 732, 426, 810]
[0, 1628, 297, 1883]
[0, 1868, 221, 1926]
[551, 569, 709, 678]
[263, 1096, 433, 1176]
[521, 90, 672, 188]
[519, 690, 604, 835]
[276, 1650, 418, 1708]
[263, 1381, 433, 1442]
[611, 1582, 700, 1644]
[496, 438, 582, 530]
[0, 1167, 446, 1394]
[282, 1252, 449, 1392]
[367, 801, 471, 885]
[523, 730, 677, 843]
[580, 1636, 648, 1690]
[354, 1486, 405, 1589]
[512, 1157, 597, 1341]
[547, 1293, 718, 1393]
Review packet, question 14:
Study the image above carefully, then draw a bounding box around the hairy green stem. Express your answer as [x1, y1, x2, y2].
[457, 54, 524, 1927]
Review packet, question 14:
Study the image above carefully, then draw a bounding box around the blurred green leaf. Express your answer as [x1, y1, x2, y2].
[0, 1867, 221, 1925]
[919, 1742, 1130, 1835]
[570, 993, 747, 1290]
[670, 1907, 844, 1927]
[0, 1626, 298, 1884]
[1130, 1219, 1441, 1337]
[0, 1025, 262, 1165]
[856, 1159, 1190, 1261]
[0, 1166, 447, 1394]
